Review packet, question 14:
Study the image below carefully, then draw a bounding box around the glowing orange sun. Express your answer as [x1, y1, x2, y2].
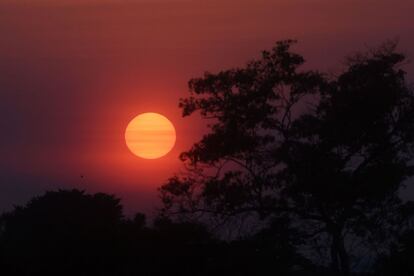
[125, 113, 176, 159]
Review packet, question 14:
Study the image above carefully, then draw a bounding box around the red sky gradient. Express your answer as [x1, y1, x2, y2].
[1, 0, 413, 215]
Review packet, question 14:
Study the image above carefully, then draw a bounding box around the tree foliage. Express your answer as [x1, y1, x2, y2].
[0, 189, 313, 275]
[159, 40, 414, 274]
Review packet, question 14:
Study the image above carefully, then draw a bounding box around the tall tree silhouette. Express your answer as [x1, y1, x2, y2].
[159, 40, 414, 274]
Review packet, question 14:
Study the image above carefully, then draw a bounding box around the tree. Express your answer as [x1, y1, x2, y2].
[1, 189, 264, 275]
[0, 189, 124, 275]
[375, 228, 414, 275]
[159, 40, 414, 274]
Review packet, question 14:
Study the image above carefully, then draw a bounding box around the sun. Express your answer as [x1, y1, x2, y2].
[125, 113, 176, 159]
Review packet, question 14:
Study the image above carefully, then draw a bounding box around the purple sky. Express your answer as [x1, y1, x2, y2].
[1, 0, 413, 216]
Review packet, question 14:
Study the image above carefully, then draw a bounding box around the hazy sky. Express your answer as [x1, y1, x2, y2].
[1, 0, 413, 215]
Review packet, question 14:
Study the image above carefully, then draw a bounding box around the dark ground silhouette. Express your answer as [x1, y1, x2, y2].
[0, 190, 319, 275]
[1, 40, 414, 275]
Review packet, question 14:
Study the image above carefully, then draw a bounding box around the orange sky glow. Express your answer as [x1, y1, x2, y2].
[0, 0, 413, 215]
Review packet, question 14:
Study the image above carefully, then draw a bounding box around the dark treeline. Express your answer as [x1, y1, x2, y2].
[2, 40, 414, 275]
[0, 189, 318, 275]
